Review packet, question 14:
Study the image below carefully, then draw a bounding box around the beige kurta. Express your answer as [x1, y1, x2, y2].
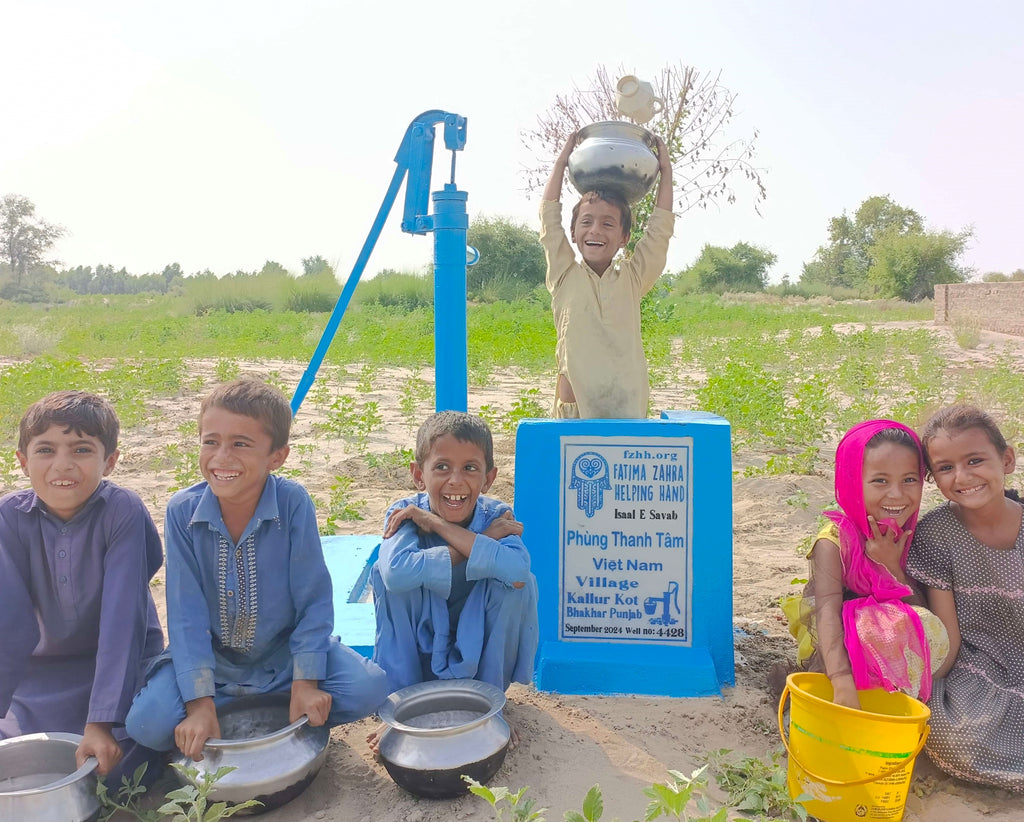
[540, 200, 674, 419]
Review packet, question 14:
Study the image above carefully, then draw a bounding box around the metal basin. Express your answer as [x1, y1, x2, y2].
[567, 121, 660, 204]
[0, 732, 100, 822]
[171, 693, 329, 814]
[378, 679, 509, 799]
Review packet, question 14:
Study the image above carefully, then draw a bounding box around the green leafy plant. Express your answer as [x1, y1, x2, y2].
[213, 358, 240, 382]
[365, 447, 415, 474]
[97, 762, 157, 821]
[157, 764, 262, 821]
[320, 474, 365, 534]
[163, 443, 201, 492]
[399, 373, 432, 428]
[784, 489, 809, 509]
[464, 777, 548, 821]
[641, 767, 727, 821]
[316, 395, 382, 453]
[97, 762, 261, 821]
[565, 784, 603, 822]
[502, 387, 546, 433]
[357, 363, 379, 393]
[704, 749, 811, 821]
[467, 759, 810, 822]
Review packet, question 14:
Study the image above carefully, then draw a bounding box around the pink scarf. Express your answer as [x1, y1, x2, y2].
[824, 419, 932, 701]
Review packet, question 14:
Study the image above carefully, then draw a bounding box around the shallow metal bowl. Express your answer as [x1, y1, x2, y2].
[171, 692, 329, 815]
[378, 679, 509, 798]
[567, 121, 660, 205]
[0, 732, 99, 822]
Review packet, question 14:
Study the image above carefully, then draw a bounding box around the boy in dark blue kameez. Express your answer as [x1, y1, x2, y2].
[126, 379, 387, 761]
[0, 391, 163, 780]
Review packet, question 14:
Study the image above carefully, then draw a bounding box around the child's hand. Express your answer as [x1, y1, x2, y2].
[655, 135, 671, 171]
[831, 674, 862, 710]
[865, 515, 911, 580]
[290, 679, 332, 727]
[175, 697, 220, 762]
[483, 510, 524, 541]
[384, 504, 444, 538]
[557, 130, 580, 165]
[76, 722, 122, 775]
[544, 131, 580, 201]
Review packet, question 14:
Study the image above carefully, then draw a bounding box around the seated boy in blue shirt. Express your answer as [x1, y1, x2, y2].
[0, 391, 164, 780]
[126, 379, 387, 761]
[370, 412, 539, 699]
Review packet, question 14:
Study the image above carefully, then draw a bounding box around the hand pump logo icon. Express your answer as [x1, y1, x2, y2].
[569, 452, 610, 517]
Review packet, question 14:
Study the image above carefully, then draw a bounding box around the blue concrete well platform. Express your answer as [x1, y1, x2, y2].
[514, 412, 734, 697]
[321, 534, 379, 658]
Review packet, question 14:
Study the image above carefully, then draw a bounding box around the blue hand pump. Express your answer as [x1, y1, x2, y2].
[291, 111, 470, 416]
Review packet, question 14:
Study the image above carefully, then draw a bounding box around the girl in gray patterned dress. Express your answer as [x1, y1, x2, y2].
[908, 404, 1024, 793]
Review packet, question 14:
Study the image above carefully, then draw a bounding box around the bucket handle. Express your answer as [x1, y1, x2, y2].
[778, 683, 930, 788]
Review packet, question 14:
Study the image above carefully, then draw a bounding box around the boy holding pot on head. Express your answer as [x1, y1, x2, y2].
[126, 379, 387, 761]
[0, 391, 164, 780]
[541, 131, 674, 419]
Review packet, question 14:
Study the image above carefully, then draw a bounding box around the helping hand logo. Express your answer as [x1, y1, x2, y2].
[569, 452, 611, 518]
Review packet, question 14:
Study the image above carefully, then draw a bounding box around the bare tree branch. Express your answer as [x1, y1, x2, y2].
[521, 62, 767, 235]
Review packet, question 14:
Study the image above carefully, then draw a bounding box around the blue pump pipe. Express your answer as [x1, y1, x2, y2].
[291, 111, 469, 415]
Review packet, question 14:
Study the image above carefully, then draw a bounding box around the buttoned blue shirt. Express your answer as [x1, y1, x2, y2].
[164, 474, 333, 702]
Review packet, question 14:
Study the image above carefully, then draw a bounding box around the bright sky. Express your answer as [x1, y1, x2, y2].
[4, 1, 1021, 284]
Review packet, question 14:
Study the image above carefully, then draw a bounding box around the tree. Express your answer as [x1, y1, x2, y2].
[258, 260, 289, 279]
[0, 194, 66, 287]
[466, 216, 545, 299]
[301, 255, 334, 278]
[982, 269, 1024, 282]
[686, 242, 776, 293]
[162, 263, 184, 287]
[522, 63, 766, 248]
[868, 229, 972, 300]
[801, 195, 970, 299]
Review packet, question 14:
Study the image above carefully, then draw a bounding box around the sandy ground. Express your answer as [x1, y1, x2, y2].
[9, 321, 1024, 820]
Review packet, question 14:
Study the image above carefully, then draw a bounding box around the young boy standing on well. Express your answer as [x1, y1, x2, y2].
[0, 391, 164, 779]
[541, 131, 674, 419]
[126, 379, 387, 761]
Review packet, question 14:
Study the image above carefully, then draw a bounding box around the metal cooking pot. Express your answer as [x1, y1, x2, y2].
[0, 732, 100, 822]
[377, 679, 509, 799]
[567, 121, 660, 205]
[170, 692, 329, 814]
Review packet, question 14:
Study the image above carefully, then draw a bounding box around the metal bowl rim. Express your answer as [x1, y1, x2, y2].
[0, 732, 97, 796]
[576, 120, 657, 149]
[379, 678, 506, 736]
[191, 692, 319, 751]
[202, 712, 312, 750]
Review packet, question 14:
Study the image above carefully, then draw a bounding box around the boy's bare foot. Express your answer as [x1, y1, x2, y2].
[366, 721, 386, 757]
[505, 710, 520, 750]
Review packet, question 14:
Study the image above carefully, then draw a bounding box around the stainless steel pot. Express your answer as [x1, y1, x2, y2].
[171, 692, 329, 815]
[567, 121, 660, 205]
[0, 732, 100, 822]
[377, 679, 509, 799]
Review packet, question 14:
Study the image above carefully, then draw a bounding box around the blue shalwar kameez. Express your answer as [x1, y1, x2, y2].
[371, 493, 539, 693]
[126, 475, 387, 751]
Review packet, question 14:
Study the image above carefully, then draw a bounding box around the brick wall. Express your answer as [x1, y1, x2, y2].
[933, 282, 1024, 337]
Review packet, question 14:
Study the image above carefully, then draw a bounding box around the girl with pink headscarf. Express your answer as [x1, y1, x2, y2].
[783, 419, 948, 709]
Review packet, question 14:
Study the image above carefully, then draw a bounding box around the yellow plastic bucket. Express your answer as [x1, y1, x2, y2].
[778, 672, 930, 822]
